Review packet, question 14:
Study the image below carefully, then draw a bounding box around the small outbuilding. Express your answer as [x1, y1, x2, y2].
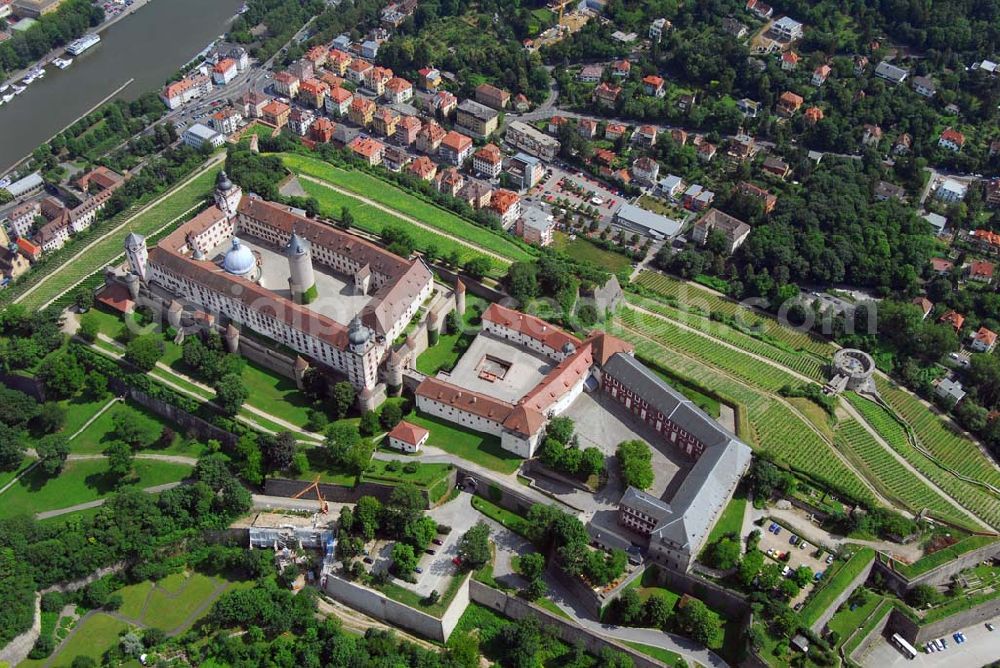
[387, 421, 430, 453]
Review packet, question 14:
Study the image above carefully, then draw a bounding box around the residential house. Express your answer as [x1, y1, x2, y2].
[347, 59, 373, 84]
[288, 60, 313, 82]
[431, 90, 458, 117]
[325, 87, 354, 117]
[210, 107, 243, 135]
[874, 61, 909, 84]
[761, 155, 790, 179]
[930, 258, 955, 275]
[971, 327, 998, 353]
[770, 16, 804, 41]
[746, 0, 773, 20]
[722, 17, 748, 38]
[893, 133, 912, 155]
[649, 18, 671, 42]
[372, 107, 400, 138]
[490, 189, 521, 228]
[37, 217, 69, 253]
[874, 180, 906, 202]
[912, 297, 933, 320]
[348, 136, 385, 166]
[228, 47, 249, 72]
[506, 121, 561, 161]
[737, 98, 759, 117]
[298, 78, 329, 108]
[475, 83, 511, 109]
[507, 153, 544, 190]
[578, 64, 604, 83]
[593, 82, 622, 107]
[776, 91, 803, 116]
[273, 71, 300, 98]
[514, 94, 530, 112]
[418, 67, 441, 91]
[611, 60, 631, 78]
[310, 118, 335, 144]
[812, 64, 831, 86]
[804, 106, 824, 124]
[435, 168, 465, 196]
[736, 181, 777, 213]
[683, 184, 715, 211]
[386, 421, 429, 453]
[305, 45, 328, 69]
[968, 260, 994, 283]
[240, 89, 270, 119]
[348, 97, 376, 127]
[597, 123, 623, 142]
[394, 115, 422, 146]
[260, 101, 291, 129]
[677, 93, 697, 111]
[456, 100, 499, 139]
[332, 34, 352, 51]
[473, 144, 503, 179]
[936, 178, 968, 203]
[440, 130, 474, 166]
[692, 208, 751, 253]
[642, 75, 666, 97]
[938, 127, 966, 152]
[548, 116, 568, 134]
[382, 146, 412, 172]
[727, 133, 757, 161]
[328, 49, 352, 75]
[781, 51, 800, 70]
[9, 201, 40, 237]
[384, 77, 413, 104]
[364, 66, 393, 95]
[635, 125, 658, 147]
[939, 310, 965, 332]
[288, 108, 315, 136]
[697, 142, 717, 162]
[973, 229, 1000, 254]
[862, 124, 883, 146]
[912, 75, 936, 98]
[212, 58, 238, 86]
[923, 212, 947, 236]
[578, 118, 599, 139]
[458, 181, 494, 209]
[361, 40, 379, 60]
[656, 174, 684, 199]
[160, 74, 212, 110]
[408, 156, 437, 181]
[518, 207, 555, 247]
[632, 156, 660, 185]
[593, 148, 616, 167]
[935, 378, 966, 405]
[16, 238, 41, 263]
[416, 120, 446, 154]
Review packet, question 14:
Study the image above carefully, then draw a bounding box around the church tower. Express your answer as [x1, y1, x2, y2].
[124, 232, 148, 281]
[285, 231, 316, 303]
[214, 171, 243, 217]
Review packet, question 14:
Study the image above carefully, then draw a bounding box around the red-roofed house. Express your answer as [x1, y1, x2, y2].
[635, 125, 658, 147]
[328, 49, 352, 75]
[372, 107, 400, 138]
[394, 115, 422, 146]
[273, 71, 300, 98]
[972, 327, 998, 353]
[781, 51, 799, 70]
[812, 64, 831, 86]
[325, 86, 353, 116]
[931, 257, 955, 275]
[416, 120, 447, 154]
[605, 122, 627, 140]
[491, 189, 521, 228]
[439, 130, 474, 166]
[310, 117, 335, 144]
[384, 77, 413, 104]
[475, 83, 511, 109]
[912, 297, 933, 320]
[348, 96, 376, 127]
[578, 118, 599, 139]
[212, 58, 238, 85]
[387, 420, 429, 453]
[611, 60, 631, 77]
[364, 66, 394, 95]
[776, 91, 803, 116]
[804, 106, 824, 125]
[939, 310, 965, 332]
[261, 101, 291, 129]
[969, 260, 995, 283]
[418, 67, 441, 91]
[16, 237, 41, 262]
[305, 44, 328, 68]
[593, 82, 622, 107]
[348, 136, 385, 166]
[298, 78, 329, 108]
[473, 143, 503, 178]
[408, 156, 437, 181]
[642, 74, 665, 97]
[939, 127, 966, 152]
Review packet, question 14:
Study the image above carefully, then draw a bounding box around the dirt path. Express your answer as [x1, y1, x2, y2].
[0, 593, 40, 666]
[296, 173, 511, 264]
[34, 481, 185, 520]
[68, 396, 122, 440]
[14, 154, 225, 308]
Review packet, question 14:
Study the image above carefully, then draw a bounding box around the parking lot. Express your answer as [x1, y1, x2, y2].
[759, 518, 836, 605]
[531, 163, 625, 227]
[859, 618, 1000, 667]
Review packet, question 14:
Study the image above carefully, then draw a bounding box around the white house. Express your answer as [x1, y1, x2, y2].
[386, 421, 429, 453]
[936, 179, 968, 203]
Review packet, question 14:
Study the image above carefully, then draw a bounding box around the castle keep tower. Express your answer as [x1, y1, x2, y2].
[125, 232, 148, 281]
[214, 171, 242, 217]
[285, 231, 317, 303]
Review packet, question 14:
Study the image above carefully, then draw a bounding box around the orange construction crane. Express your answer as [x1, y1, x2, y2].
[290, 475, 329, 513]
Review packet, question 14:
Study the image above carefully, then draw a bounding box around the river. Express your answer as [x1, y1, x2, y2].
[0, 0, 244, 173]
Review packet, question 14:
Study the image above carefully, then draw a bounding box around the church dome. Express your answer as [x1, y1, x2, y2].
[222, 238, 255, 276]
[216, 170, 234, 192]
[348, 315, 370, 347]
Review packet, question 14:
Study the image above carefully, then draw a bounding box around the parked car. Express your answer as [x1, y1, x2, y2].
[363, 557, 373, 564]
[987, 622, 995, 631]
[826, 554, 835, 564]
[415, 566, 423, 574]
[925, 641, 934, 653]
[452, 556, 463, 566]
[940, 638, 948, 649]
[790, 535, 799, 545]
[425, 549, 436, 555]
[774, 526, 782, 536]
[432, 539, 444, 546]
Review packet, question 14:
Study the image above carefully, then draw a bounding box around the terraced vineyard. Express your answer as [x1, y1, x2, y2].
[618, 308, 803, 393]
[833, 418, 974, 528]
[626, 296, 827, 381]
[609, 324, 878, 506]
[847, 393, 1000, 529]
[635, 272, 836, 357]
[875, 378, 1000, 491]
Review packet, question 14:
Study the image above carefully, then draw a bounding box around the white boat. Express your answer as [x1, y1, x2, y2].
[0, 84, 8, 93]
[66, 34, 101, 56]
[12, 85, 26, 95]
[53, 57, 73, 69]
[2, 94, 14, 104]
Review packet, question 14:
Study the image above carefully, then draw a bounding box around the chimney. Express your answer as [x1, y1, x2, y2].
[471, 396, 477, 404]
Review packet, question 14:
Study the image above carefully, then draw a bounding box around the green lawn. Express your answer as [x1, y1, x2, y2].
[626, 567, 681, 607]
[14, 164, 221, 310]
[552, 232, 633, 274]
[44, 613, 128, 665]
[67, 400, 204, 456]
[407, 411, 522, 474]
[363, 458, 453, 488]
[623, 641, 688, 668]
[116, 571, 249, 633]
[415, 294, 487, 376]
[375, 571, 469, 618]
[281, 153, 535, 262]
[702, 489, 747, 548]
[826, 589, 883, 645]
[0, 457, 32, 491]
[799, 548, 876, 627]
[0, 459, 192, 519]
[471, 496, 530, 537]
[60, 395, 117, 438]
[240, 358, 316, 427]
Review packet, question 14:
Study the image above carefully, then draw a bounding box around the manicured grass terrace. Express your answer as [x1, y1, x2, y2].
[798, 548, 876, 628]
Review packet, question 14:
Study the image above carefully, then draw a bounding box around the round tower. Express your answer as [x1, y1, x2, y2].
[293, 355, 310, 390]
[124, 232, 148, 281]
[214, 170, 243, 217]
[427, 309, 441, 346]
[348, 314, 371, 355]
[124, 272, 140, 300]
[224, 323, 241, 354]
[455, 278, 467, 317]
[249, 133, 260, 154]
[285, 231, 316, 304]
[387, 348, 404, 395]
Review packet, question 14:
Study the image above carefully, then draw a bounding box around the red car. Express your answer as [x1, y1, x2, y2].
[452, 556, 463, 566]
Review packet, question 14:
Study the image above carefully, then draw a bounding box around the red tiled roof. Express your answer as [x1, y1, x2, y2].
[441, 130, 472, 152]
[483, 302, 580, 351]
[975, 327, 997, 347]
[387, 420, 429, 446]
[940, 127, 965, 145]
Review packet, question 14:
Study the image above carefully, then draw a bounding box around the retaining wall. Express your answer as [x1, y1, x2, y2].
[0, 372, 45, 401]
[323, 571, 470, 642]
[468, 580, 670, 668]
[647, 564, 748, 620]
[810, 553, 876, 634]
[237, 336, 297, 379]
[108, 377, 237, 447]
[845, 603, 894, 665]
[264, 467, 457, 509]
[886, 595, 1000, 645]
[874, 540, 1000, 594]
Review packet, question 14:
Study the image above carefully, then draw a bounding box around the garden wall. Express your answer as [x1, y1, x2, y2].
[322, 571, 470, 642]
[468, 580, 671, 668]
[264, 469, 457, 509]
[809, 553, 876, 634]
[884, 595, 1000, 645]
[431, 266, 506, 303]
[0, 372, 45, 401]
[646, 565, 748, 621]
[874, 540, 1000, 594]
[108, 377, 237, 447]
[845, 604, 894, 665]
[236, 336, 297, 380]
